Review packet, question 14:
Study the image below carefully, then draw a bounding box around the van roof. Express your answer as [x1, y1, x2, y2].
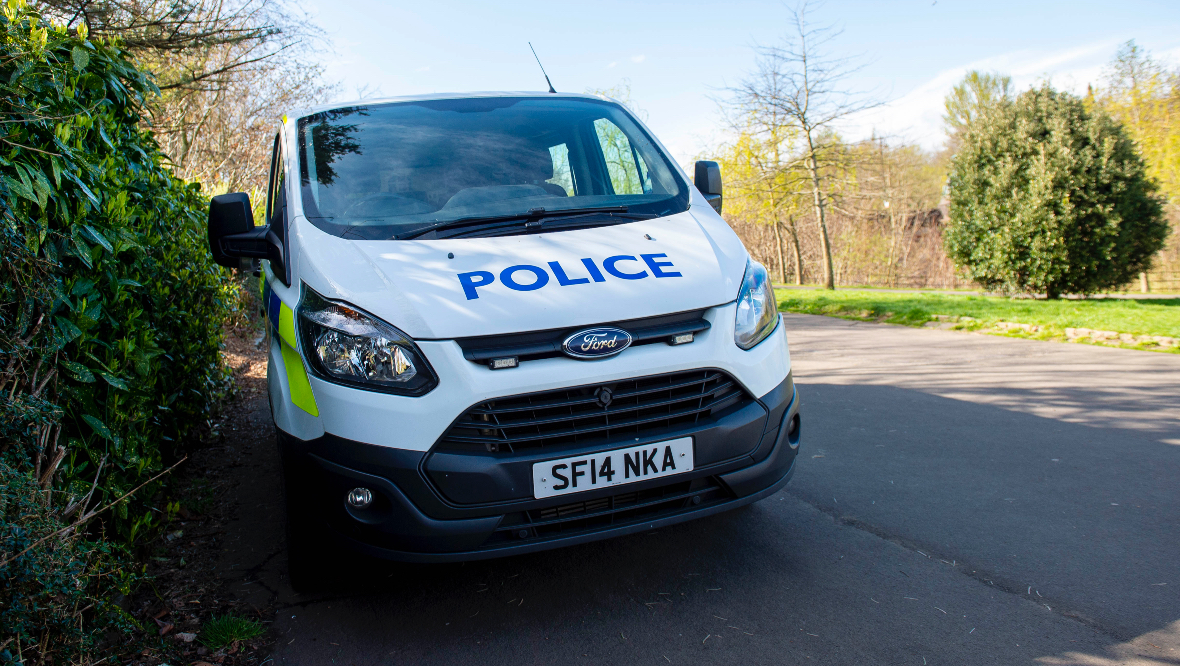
[285, 91, 616, 125]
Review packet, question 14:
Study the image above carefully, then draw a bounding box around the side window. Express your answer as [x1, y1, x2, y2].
[635, 151, 653, 193]
[267, 135, 286, 229]
[593, 118, 645, 195]
[265, 134, 281, 222]
[547, 143, 576, 196]
[263, 132, 291, 284]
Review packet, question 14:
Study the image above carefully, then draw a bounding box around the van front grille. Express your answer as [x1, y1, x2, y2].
[436, 369, 751, 454]
[483, 476, 728, 546]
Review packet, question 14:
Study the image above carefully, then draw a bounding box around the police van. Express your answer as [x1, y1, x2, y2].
[206, 93, 800, 587]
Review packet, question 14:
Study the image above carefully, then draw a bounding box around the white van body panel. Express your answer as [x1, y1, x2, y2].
[294, 209, 746, 340]
[277, 305, 789, 451]
[264, 92, 791, 452]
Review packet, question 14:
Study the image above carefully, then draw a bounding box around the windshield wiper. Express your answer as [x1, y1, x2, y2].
[396, 206, 643, 240]
[438, 211, 658, 240]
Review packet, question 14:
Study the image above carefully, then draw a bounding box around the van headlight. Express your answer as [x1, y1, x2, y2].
[734, 259, 779, 350]
[297, 288, 438, 395]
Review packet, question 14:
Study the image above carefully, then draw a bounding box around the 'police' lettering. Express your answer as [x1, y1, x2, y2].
[549, 260, 589, 286]
[500, 264, 549, 291]
[581, 257, 606, 282]
[641, 253, 682, 278]
[457, 270, 494, 300]
[603, 255, 648, 280]
[454, 254, 682, 299]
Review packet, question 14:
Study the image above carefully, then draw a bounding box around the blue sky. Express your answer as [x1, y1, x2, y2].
[303, 0, 1180, 164]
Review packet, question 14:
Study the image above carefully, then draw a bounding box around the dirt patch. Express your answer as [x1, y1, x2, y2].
[120, 327, 278, 665]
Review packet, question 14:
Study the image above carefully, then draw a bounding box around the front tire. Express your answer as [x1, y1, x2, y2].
[279, 444, 328, 593]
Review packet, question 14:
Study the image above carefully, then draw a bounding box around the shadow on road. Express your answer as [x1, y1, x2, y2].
[210, 382, 1177, 665]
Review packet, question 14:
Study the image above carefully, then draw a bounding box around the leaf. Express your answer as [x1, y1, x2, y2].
[29, 167, 51, 209]
[63, 171, 99, 205]
[2, 174, 36, 204]
[71, 46, 90, 70]
[8, 60, 32, 85]
[81, 414, 113, 441]
[118, 278, 143, 288]
[82, 225, 113, 252]
[97, 125, 114, 150]
[71, 278, 96, 296]
[55, 316, 83, 343]
[63, 361, 95, 383]
[71, 235, 93, 268]
[100, 373, 128, 391]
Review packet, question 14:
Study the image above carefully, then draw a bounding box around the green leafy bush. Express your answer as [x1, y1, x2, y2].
[0, 0, 233, 538]
[0, 462, 137, 662]
[0, 0, 235, 661]
[945, 84, 1170, 297]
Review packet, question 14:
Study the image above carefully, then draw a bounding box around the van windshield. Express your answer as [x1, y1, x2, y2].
[296, 97, 688, 240]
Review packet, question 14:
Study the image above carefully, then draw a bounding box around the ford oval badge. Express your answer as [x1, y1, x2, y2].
[562, 327, 633, 360]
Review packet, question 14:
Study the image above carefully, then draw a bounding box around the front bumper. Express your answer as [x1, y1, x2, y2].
[277, 373, 800, 563]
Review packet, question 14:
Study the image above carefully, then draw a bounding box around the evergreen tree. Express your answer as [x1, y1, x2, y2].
[945, 85, 1170, 297]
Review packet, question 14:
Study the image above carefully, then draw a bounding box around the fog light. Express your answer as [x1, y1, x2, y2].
[669, 332, 694, 345]
[347, 487, 373, 508]
[489, 356, 518, 370]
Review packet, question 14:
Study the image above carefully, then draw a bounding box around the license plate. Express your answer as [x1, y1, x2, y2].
[532, 437, 694, 499]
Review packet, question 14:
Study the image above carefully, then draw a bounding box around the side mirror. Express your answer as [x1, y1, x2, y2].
[207, 192, 284, 276]
[694, 161, 723, 214]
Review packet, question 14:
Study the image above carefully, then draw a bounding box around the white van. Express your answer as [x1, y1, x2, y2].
[206, 93, 800, 587]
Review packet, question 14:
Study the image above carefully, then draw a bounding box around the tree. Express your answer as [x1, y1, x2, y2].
[943, 71, 1012, 152]
[944, 85, 1170, 298]
[587, 79, 648, 122]
[846, 138, 944, 286]
[712, 123, 808, 284]
[34, 0, 335, 192]
[730, 2, 879, 289]
[1091, 41, 1180, 292]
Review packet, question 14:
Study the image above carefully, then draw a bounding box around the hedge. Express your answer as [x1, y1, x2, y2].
[0, 1, 235, 661]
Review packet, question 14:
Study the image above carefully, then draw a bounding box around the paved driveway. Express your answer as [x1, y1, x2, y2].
[221, 314, 1180, 665]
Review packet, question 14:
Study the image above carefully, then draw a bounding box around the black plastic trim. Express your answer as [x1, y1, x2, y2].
[329, 460, 794, 564]
[274, 373, 798, 562]
[454, 308, 711, 364]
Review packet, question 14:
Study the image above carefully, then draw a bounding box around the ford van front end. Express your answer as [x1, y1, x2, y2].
[207, 93, 800, 585]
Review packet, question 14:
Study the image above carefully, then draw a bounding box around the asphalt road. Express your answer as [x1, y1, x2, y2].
[219, 314, 1180, 665]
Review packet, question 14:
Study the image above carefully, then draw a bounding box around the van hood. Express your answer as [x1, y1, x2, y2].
[296, 209, 748, 340]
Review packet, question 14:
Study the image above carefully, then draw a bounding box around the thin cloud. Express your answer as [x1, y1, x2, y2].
[608, 61, 618, 68]
[415, 66, 430, 72]
[630, 54, 646, 63]
[840, 40, 1160, 150]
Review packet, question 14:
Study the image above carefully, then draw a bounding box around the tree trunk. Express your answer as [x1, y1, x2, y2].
[805, 151, 836, 289]
[1140, 271, 1150, 293]
[787, 216, 803, 285]
[772, 220, 788, 284]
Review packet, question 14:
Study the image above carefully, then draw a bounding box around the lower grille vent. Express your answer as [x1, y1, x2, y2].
[484, 476, 727, 546]
[438, 369, 751, 454]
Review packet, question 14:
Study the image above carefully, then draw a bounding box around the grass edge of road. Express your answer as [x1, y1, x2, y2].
[775, 288, 1180, 354]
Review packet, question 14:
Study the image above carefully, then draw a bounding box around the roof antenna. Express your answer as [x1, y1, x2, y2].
[529, 42, 557, 94]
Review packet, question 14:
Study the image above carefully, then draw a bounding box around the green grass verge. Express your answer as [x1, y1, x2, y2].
[200, 615, 266, 649]
[775, 288, 1180, 351]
